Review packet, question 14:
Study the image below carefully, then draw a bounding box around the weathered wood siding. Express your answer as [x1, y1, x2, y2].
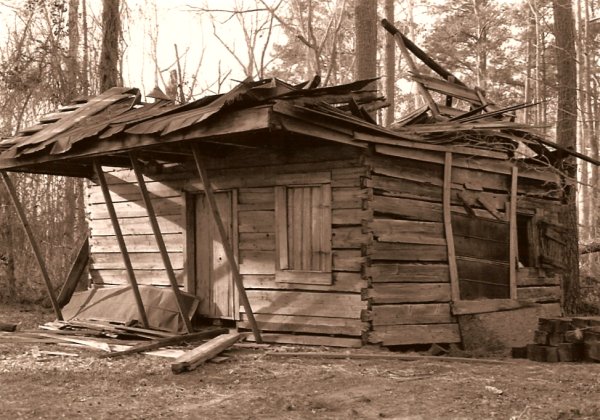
[362, 148, 564, 346]
[87, 145, 369, 347]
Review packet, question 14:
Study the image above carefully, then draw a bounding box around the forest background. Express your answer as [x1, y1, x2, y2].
[0, 0, 598, 313]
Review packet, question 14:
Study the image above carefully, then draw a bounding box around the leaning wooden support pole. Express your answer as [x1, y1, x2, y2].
[0, 172, 63, 320]
[509, 166, 519, 299]
[93, 161, 149, 328]
[129, 154, 193, 334]
[191, 145, 263, 344]
[443, 153, 460, 302]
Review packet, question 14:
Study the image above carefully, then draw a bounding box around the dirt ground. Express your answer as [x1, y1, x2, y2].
[1, 304, 599, 420]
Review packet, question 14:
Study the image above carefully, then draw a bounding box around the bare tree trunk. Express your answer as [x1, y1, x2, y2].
[552, 0, 580, 313]
[384, 0, 395, 126]
[99, 0, 121, 91]
[82, 0, 89, 95]
[354, 0, 377, 81]
[67, 0, 80, 102]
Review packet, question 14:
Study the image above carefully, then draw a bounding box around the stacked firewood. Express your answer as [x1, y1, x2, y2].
[512, 317, 600, 362]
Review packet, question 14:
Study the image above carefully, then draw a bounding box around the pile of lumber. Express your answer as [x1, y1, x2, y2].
[513, 316, 600, 362]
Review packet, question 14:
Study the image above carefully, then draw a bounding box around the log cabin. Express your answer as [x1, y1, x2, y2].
[0, 74, 579, 348]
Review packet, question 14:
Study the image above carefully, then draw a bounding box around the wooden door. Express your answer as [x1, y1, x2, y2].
[195, 190, 239, 320]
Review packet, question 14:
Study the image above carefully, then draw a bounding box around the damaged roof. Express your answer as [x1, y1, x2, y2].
[1, 28, 597, 177]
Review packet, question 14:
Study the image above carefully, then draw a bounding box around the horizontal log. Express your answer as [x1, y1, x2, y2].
[366, 303, 453, 325]
[245, 333, 362, 348]
[368, 323, 461, 346]
[367, 175, 442, 203]
[332, 250, 365, 272]
[366, 283, 451, 304]
[369, 242, 448, 262]
[239, 232, 275, 251]
[369, 219, 445, 245]
[91, 252, 184, 270]
[238, 314, 366, 336]
[90, 268, 185, 286]
[367, 263, 449, 283]
[451, 299, 539, 315]
[517, 268, 561, 287]
[517, 286, 561, 303]
[90, 216, 183, 236]
[241, 273, 366, 293]
[332, 209, 371, 225]
[90, 233, 183, 253]
[239, 250, 275, 275]
[244, 290, 365, 318]
[89, 196, 183, 220]
[332, 227, 370, 249]
[372, 196, 443, 222]
[238, 210, 275, 233]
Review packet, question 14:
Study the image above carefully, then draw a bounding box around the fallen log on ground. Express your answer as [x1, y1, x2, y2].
[171, 332, 242, 374]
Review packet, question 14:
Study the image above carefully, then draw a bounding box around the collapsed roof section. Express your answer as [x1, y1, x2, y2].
[0, 21, 596, 177]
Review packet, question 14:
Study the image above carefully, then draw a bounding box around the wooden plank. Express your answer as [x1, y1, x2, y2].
[90, 234, 183, 253]
[517, 286, 561, 302]
[368, 175, 443, 203]
[183, 192, 195, 293]
[239, 250, 276, 275]
[245, 333, 362, 348]
[321, 184, 332, 272]
[90, 268, 185, 286]
[368, 323, 461, 346]
[367, 155, 444, 186]
[172, 332, 242, 374]
[372, 196, 443, 222]
[456, 258, 509, 287]
[275, 171, 331, 186]
[332, 209, 371, 225]
[57, 236, 89, 308]
[443, 153, 460, 302]
[237, 187, 274, 205]
[88, 181, 181, 204]
[367, 263, 450, 283]
[239, 232, 276, 251]
[452, 213, 510, 242]
[242, 273, 366, 293]
[369, 219, 445, 245]
[244, 290, 365, 318]
[517, 269, 560, 286]
[90, 216, 183, 236]
[366, 283, 451, 304]
[238, 314, 366, 336]
[509, 166, 518, 299]
[367, 303, 453, 325]
[90, 252, 185, 270]
[451, 299, 539, 315]
[454, 235, 509, 261]
[332, 250, 365, 272]
[89, 197, 183, 220]
[274, 187, 290, 270]
[332, 226, 368, 249]
[101, 328, 229, 358]
[275, 270, 332, 285]
[370, 242, 448, 262]
[238, 210, 274, 233]
[332, 187, 368, 209]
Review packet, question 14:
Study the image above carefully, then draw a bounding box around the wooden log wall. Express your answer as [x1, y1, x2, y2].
[362, 147, 566, 347]
[87, 145, 369, 347]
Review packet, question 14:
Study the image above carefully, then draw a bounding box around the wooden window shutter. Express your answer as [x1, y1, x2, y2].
[275, 183, 332, 285]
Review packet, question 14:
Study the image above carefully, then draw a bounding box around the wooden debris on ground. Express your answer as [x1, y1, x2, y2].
[171, 332, 243, 374]
[514, 316, 600, 362]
